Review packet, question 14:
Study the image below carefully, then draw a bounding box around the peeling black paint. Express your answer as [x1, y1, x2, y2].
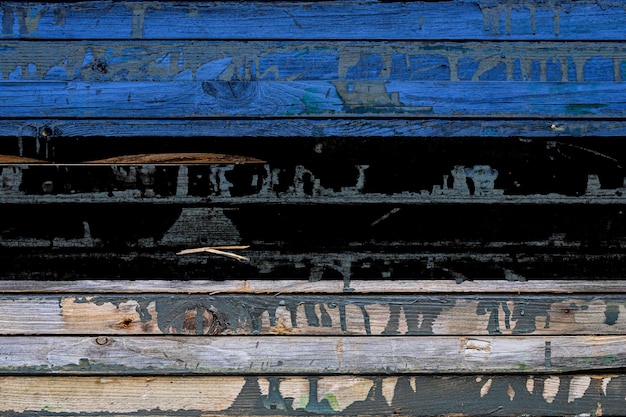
[69, 294, 626, 336]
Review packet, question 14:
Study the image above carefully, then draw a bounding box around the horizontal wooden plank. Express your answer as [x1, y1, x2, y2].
[1, 374, 626, 416]
[1, 335, 625, 374]
[1, 80, 624, 118]
[1, 40, 624, 83]
[1, 280, 624, 294]
[0, 247, 626, 280]
[2, 161, 626, 204]
[3, 246, 626, 280]
[3, 118, 626, 138]
[2, 294, 626, 336]
[1, 1, 624, 41]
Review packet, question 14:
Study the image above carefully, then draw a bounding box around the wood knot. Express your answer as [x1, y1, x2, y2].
[201, 80, 258, 103]
[95, 336, 110, 345]
[117, 318, 134, 329]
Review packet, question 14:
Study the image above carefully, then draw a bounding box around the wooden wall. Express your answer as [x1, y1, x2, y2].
[1, 1, 626, 415]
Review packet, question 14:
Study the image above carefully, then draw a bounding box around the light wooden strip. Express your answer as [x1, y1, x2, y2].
[0, 1, 623, 40]
[0, 294, 625, 336]
[0, 40, 624, 83]
[1, 280, 625, 294]
[1, 81, 624, 119]
[2, 118, 626, 139]
[0, 335, 625, 374]
[1, 374, 623, 416]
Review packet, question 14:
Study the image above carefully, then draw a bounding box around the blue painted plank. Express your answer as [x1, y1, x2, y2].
[3, 119, 626, 138]
[1, 41, 624, 83]
[1, 1, 625, 41]
[1, 80, 624, 118]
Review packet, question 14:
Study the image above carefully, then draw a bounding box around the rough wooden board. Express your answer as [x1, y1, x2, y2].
[1, 335, 626, 374]
[3, 246, 625, 281]
[3, 118, 626, 139]
[1, 1, 624, 40]
[0, 280, 624, 294]
[2, 162, 626, 205]
[1, 80, 624, 118]
[1, 294, 626, 336]
[0, 374, 624, 416]
[1, 40, 624, 83]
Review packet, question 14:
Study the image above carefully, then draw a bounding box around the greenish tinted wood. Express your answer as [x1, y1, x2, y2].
[2, 294, 626, 336]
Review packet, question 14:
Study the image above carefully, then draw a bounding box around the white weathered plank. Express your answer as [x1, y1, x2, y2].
[0, 335, 623, 374]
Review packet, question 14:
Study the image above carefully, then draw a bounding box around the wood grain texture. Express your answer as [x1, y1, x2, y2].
[1, 41, 623, 83]
[1, 80, 624, 118]
[1, 1, 624, 40]
[1, 1, 625, 416]
[0, 335, 624, 374]
[1, 294, 626, 336]
[3, 118, 626, 138]
[0, 374, 624, 416]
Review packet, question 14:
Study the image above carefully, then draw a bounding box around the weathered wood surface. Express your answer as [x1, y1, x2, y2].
[1, 134, 624, 279]
[1, 1, 625, 40]
[0, 279, 624, 293]
[4, 118, 626, 138]
[2, 0, 625, 415]
[0, 335, 624, 374]
[2, 80, 624, 118]
[1, 39, 624, 119]
[4, 246, 626, 280]
[0, 375, 623, 416]
[4, 41, 622, 82]
[2, 293, 626, 336]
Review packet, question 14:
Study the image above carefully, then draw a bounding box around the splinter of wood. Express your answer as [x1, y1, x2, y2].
[176, 246, 250, 262]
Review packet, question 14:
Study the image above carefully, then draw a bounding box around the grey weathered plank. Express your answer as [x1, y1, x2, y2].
[2, 294, 626, 336]
[1, 80, 624, 118]
[0, 335, 624, 374]
[0, 279, 623, 294]
[3, 118, 626, 138]
[1, 1, 624, 41]
[1, 41, 623, 83]
[0, 374, 621, 416]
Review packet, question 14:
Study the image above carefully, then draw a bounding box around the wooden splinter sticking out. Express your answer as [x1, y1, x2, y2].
[176, 245, 250, 262]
